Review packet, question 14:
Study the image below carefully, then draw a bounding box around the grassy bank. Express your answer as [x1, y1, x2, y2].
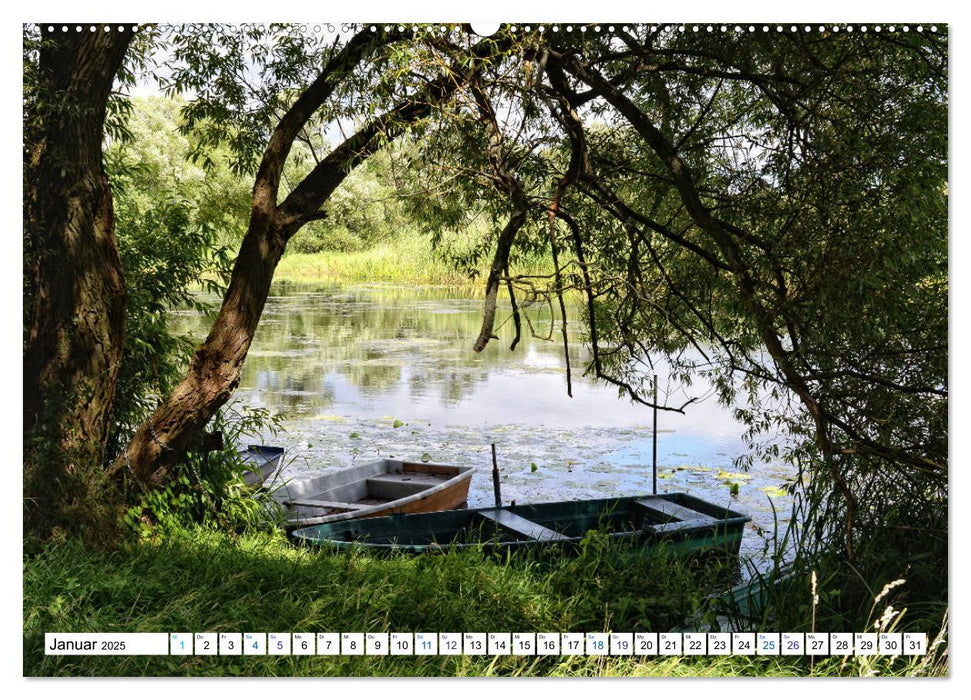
[23, 528, 946, 677]
[275, 234, 553, 286]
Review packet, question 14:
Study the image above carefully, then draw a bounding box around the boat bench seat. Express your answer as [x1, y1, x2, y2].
[285, 498, 366, 511]
[650, 517, 723, 534]
[366, 473, 447, 500]
[477, 508, 571, 542]
[634, 497, 718, 525]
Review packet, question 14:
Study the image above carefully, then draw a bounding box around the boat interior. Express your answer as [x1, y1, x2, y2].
[280, 461, 470, 516]
[320, 494, 740, 546]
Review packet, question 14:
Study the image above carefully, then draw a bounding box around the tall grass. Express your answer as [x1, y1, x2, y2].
[23, 528, 946, 677]
[275, 233, 553, 286]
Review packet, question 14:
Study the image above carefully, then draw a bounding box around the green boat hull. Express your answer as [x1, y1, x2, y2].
[291, 493, 750, 557]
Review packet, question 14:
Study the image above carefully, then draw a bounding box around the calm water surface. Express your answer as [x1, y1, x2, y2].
[172, 283, 797, 568]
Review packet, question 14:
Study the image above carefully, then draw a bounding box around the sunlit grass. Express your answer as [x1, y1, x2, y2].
[275, 234, 553, 286]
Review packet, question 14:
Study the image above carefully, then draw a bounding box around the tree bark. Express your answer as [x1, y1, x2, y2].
[24, 26, 133, 539]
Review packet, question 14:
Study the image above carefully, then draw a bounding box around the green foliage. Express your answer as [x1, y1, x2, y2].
[162, 24, 341, 176]
[103, 96, 243, 460]
[95, 94, 282, 539]
[286, 150, 417, 254]
[276, 232, 552, 285]
[123, 405, 284, 538]
[24, 529, 946, 676]
[161, 24, 425, 178]
[107, 95, 251, 244]
[389, 81, 559, 282]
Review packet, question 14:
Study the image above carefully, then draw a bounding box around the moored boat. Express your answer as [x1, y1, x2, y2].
[240, 445, 286, 487]
[290, 492, 749, 555]
[271, 459, 475, 527]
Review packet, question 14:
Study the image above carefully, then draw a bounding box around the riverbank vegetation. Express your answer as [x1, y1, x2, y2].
[24, 23, 947, 677]
[24, 527, 946, 677]
[106, 95, 553, 287]
[276, 233, 553, 286]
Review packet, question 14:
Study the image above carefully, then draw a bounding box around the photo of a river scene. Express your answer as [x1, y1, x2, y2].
[24, 20, 947, 680]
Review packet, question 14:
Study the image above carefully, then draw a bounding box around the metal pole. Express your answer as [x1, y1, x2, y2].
[652, 374, 658, 495]
[491, 442, 502, 508]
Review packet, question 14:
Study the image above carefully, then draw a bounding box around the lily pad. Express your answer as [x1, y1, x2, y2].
[716, 469, 753, 481]
[313, 414, 347, 422]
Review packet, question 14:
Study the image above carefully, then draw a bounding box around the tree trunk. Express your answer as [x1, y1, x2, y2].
[111, 215, 287, 487]
[24, 26, 133, 540]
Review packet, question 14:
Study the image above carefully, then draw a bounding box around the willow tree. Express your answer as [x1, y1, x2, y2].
[110, 25, 513, 488]
[547, 27, 947, 561]
[493, 26, 947, 564]
[398, 25, 946, 567]
[24, 24, 138, 539]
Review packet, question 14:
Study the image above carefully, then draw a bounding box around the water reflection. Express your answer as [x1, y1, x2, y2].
[172, 282, 796, 568]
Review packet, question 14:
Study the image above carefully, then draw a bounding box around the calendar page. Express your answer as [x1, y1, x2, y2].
[20, 0, 950, 684]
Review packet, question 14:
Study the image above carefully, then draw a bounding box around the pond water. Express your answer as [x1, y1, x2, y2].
[171, 282, 797, 569]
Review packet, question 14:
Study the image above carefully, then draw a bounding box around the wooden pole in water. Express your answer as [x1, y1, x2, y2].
[491, 442, 502, 508]
[652, 374, 658, 495]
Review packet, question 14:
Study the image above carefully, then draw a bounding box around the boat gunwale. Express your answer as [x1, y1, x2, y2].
[241, 445, 286, 487]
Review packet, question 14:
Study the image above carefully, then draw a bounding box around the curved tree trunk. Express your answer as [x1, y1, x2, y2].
[110, 129, 403, 487]
[24, 26, 133, 539]
[112, 216, 286, 487]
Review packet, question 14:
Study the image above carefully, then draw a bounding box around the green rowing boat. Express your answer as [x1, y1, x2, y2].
[291, 493, 750, 556]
